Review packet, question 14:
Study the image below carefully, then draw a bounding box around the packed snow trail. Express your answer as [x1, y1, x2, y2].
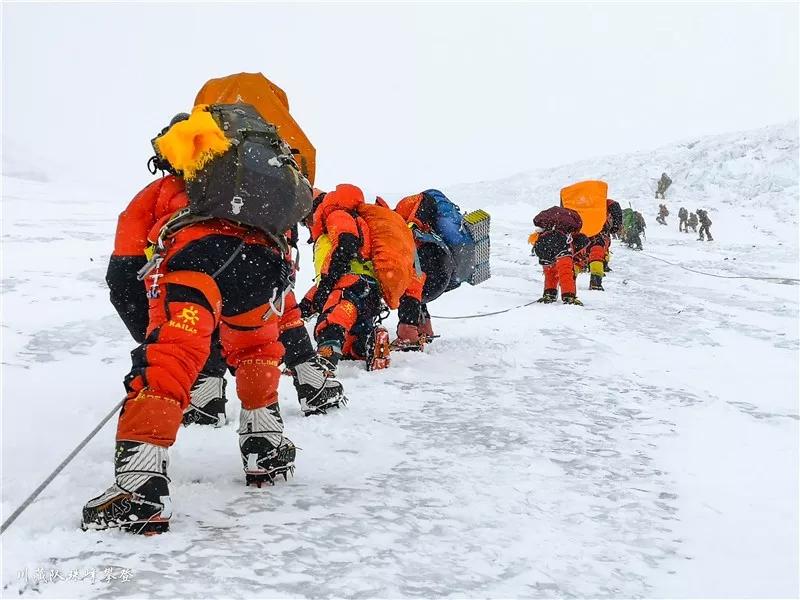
[2, 123, 798, 598]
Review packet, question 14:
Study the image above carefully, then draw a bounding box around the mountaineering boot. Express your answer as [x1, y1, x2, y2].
[366, 326, 391, 371]
[419, 316, 435, 340]
[589, 274, 605, 291]
[562, 293, 584, 306]
[392, 323, 424, 352]
[290, 354, 347, 416]
[536, 289, 558, 304]
[317, 342, 342, 368]
[604, 261, 612, 272]
[82, 441, 171, 534]
[183, 374, 227, 427]
[239, 404, 296, 487]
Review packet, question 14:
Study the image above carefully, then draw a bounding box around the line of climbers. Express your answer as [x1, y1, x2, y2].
[675, 206, 714, 240]
[653, 172, 714, 241]
[526, 180, 719, 307]
[81, 73, 491, 535]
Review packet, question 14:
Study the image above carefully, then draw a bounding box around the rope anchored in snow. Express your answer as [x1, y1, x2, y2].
[431, 298, 539, 320]
[0, 399, 124, 535]
[640, 252, 800, 284]
[431, 248, 799, 320]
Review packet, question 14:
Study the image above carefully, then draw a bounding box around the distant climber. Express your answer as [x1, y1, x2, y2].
[678, 207, 688, 232]
[656, 204, 669, 225]
[687, 212, 698, 233]
[655, 172, 672, 199]
[622, 208, 646, 250]
[697, 209, 714, 241]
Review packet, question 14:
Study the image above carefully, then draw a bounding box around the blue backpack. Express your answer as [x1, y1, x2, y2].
[422, 189, 475, 287]
[423, 189, 474, 247]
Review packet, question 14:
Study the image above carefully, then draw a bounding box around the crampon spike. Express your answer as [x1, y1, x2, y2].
[367, 327, 392, 371]
[246, 465, 293, 488]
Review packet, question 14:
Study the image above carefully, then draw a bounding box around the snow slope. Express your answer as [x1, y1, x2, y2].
[1, 122, 798, 598]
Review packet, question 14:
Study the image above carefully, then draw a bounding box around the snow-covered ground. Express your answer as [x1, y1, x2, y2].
[2, 122, 798, 598]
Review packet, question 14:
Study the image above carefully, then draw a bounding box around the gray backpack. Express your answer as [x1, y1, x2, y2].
[184, 103, 312, 237]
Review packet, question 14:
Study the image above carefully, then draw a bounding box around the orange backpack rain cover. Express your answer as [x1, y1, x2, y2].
[194, 72, 316, 185]
[356, 204, 416, 309]
[560, 180, 609, 236]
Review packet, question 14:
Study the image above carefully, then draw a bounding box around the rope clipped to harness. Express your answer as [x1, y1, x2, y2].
[263, 253, 296, 321]
[266, 286, 290, 319]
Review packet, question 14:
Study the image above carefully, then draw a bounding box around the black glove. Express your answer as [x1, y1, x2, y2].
[310, 233, 358, 314]
[299, 297, 315, 319]
[312, 278, 335, 314]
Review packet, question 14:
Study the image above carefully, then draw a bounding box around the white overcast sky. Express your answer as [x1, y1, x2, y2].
[2, 2, 798, 195]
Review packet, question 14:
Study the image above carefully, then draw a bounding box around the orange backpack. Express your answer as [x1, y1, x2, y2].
[194, 72, 316, 185]
[355, 203, 416, 309]
[560, 180, 609, 236]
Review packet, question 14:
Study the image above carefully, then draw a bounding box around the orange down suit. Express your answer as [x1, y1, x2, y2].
[115, 177, 300, 446]
[305, 186, 384, 358]
[588, 200, 622, 268]
[392, 193, 432, 325]
[535, 231, 577, 297]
